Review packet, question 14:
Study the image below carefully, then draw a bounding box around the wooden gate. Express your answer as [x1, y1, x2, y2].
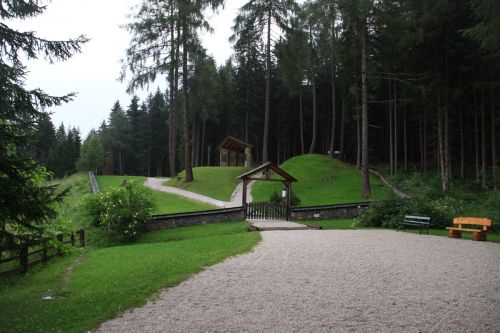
[246, 201, 288, 220]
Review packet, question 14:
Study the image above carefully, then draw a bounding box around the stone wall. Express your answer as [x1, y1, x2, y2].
[291, 203, 370, 221]
[148, 207, 245, 230]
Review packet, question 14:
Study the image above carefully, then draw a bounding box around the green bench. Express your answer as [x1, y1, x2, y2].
[398, 215, 431, 234]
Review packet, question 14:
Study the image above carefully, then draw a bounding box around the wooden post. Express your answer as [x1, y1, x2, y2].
[56, 234, 63, 256]
[20, 245, 28, 274]
[285, 181, 292, 221]
[242, 178, 248, 219]
[78, 229, 85, 247]
[70, 233, 75, 247]
[42, 247, 48, 263]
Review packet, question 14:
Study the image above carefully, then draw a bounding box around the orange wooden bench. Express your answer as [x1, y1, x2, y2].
[446, 217, 492, 241]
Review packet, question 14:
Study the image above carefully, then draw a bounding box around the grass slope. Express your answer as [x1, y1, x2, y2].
[252, 154, 393, 206]
[0, 222, 260, 333]
[97, 175, 214, 214]
[165, 167, 251, 201]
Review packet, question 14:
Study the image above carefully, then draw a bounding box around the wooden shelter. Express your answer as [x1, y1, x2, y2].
[238, 162, 298, 220]
[217, 136, 253, 167]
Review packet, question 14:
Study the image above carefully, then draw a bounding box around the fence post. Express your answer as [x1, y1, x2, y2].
[56, 234, 63, 256]
[19, 245, 28, 274]
[78, 229, 85, 247]
[42, 247, 48, 263]
[70, 232, 75, 247]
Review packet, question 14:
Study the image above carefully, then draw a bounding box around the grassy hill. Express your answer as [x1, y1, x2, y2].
[164, 167, 251, 201]
[97, 176, 215, 214]
[252, 154, 393, 206]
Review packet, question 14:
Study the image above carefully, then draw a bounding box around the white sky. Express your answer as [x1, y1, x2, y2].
[14, 0, 249, 138]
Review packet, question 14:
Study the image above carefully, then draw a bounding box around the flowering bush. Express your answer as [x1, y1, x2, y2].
[85, 180, 154, 241]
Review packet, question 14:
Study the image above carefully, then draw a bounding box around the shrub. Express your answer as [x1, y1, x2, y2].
[85, 180, 154, 241]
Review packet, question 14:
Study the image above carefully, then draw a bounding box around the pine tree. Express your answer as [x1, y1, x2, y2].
[0, 1, 87, 249]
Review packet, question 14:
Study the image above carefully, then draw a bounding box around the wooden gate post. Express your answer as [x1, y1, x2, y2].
[285, 181, 292, 221]
[242, 178, 248, 219]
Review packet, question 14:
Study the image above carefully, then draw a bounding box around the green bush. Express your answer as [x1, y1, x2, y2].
[85, 180, 154, 241]
[358, 196, 460, 229]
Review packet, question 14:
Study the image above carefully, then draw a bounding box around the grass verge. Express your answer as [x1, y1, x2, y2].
[252, 154, 393, 206]
[0, 222, 260, 333]
[97, 175, 215, 214]
[164, 167, 251, 201]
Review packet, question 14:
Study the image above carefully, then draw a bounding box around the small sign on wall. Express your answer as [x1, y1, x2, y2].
[313, 213, 320, 218]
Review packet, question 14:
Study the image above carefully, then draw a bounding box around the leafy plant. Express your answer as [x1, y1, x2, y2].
[85, 180, 154, 241]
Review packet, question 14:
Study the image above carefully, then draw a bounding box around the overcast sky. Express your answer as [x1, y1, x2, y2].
[15, 0, 249, 138]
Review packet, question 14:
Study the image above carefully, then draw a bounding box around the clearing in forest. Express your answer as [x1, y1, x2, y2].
[164, 166, 251, 201]
[252, 154, 393, 206]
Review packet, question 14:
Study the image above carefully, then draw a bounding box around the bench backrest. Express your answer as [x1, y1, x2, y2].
[453, 217, 492, 229]
[404, 215, 431, 222]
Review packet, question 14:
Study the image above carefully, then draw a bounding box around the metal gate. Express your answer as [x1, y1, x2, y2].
[245, 201, 289, 220]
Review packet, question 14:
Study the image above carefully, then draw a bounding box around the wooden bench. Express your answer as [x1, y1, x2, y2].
[446, 217, 492, 241]
[398, 215, 431, 234]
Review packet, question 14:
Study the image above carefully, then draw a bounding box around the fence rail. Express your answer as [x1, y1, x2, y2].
[246, 201, 288, 220]
[0, 229, 85, 276]
[88, 171, 100, 194]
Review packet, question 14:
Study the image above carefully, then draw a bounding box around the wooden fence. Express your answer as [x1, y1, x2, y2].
[0, 229, 85, 276]
[246, 201, 288, 220]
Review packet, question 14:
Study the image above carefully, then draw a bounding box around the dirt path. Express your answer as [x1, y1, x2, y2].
[97, 230, 500, 332]
[144, 178, 254, 208]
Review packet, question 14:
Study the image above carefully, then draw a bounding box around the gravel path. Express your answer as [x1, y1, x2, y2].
[97, 230, 500, 333]
[144, 178, 253, 208]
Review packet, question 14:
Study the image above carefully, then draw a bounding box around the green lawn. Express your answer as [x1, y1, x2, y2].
[97, 175, 215, 214]
[164, 167, 251, 201]
[252, 154, 393, 206]
[0, 222, 260, 333]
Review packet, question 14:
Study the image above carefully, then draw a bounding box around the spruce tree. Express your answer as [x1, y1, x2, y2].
[0, 1, 87, 249]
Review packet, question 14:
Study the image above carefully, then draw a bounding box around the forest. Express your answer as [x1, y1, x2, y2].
[29, 0, 499, 198]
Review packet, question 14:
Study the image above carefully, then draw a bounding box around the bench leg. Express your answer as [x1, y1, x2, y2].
[472, 231, 487, 241]
[448, 229, 462, 239]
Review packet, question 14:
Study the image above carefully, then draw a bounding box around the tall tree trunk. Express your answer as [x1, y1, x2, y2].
[481, 89, 487, 189]
[339, 98, 346, 160]
[356, 102, 361, 169]
[491, 83, 497, 189]
[475, 101, 480, 185]
[419, 111, 424, 172]
[423, 108, 427, 172]
[245, 86, 249, 143]
[459, 101, 465, 180]
[168, 7, 178, 177]
[438, 95, 446, 192]
[192, 118, 198, 167]
[262, 9, 271, 163]
[360, 23, 371, 199]
[299, 86, 304, 155]
[394, 80, 398, 175]
[404, 104, 408, 173]
[201, 119, 206, 166]
[308, 74, 317, 154]
[444, 100, 451, 191]
[308, 26, 317, 154]
[328, 52, 336, 157]
[182, 25, 193, 183]
[389, 80, 394, 175]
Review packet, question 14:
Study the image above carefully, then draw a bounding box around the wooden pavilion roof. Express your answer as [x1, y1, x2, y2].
[238, 162, 297, 182]
[217, 136, 253, 153]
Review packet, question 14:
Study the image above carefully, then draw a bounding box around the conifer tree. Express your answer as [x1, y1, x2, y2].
[0, 1, 87, 249]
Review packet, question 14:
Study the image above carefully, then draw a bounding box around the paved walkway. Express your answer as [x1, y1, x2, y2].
[144, 178, 254, 208]
[249, 219, 310, 231]
[97, 230, 500, 332]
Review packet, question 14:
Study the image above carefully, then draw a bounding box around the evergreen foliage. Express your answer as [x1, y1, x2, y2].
[0, 1, 87, 248]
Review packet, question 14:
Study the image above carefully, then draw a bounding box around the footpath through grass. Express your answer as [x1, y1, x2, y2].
[0, 222, 260, 333]
[252, 154, 392, 206]
[97, 175, 215, 214]
[164, 166, 251, 201]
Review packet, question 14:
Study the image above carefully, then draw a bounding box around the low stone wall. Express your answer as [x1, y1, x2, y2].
[148, 207, 245, 230]
[291, 202, 370, 221]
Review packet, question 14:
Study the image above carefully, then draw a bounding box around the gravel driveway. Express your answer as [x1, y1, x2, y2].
[97, 230, 500, 332]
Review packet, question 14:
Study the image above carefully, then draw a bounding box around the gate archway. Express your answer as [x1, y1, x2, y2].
[238, 163, 298, 221]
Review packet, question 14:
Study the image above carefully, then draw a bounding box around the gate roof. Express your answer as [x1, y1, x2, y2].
[238, 162, 297, 182]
